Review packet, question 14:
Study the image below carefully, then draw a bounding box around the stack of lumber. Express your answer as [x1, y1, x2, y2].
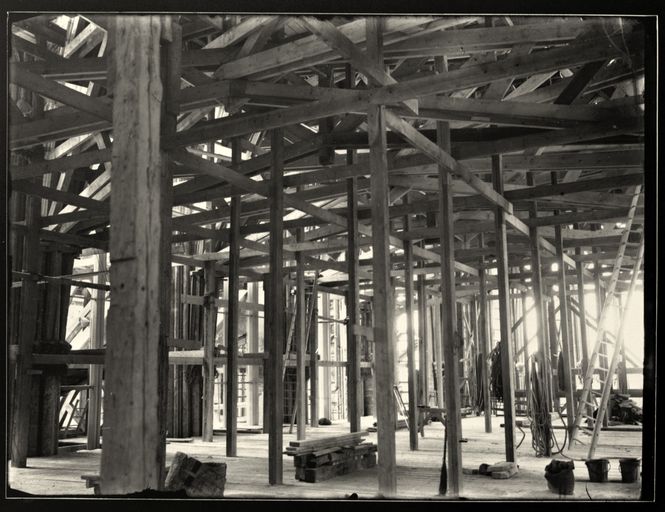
[285, 432, 377, 483]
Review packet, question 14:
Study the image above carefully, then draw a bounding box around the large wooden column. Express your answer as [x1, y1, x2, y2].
[367, 17, 396, 496]
[491, 154, 517, 463]
[100, 16, 168, 493]
[478, 234, 492, 433]
[403, 196, 418, 450]
[226, 139, 241, 456]
[267, 128, 285, 485]
[10, 194, 40, 468]
[437, 117, 463, 495]
[87, 254, 107, 450]
[551, 173, 575, 440]
[160, 15, 179, 454]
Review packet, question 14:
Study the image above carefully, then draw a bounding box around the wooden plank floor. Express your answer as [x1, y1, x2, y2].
[8, 416, 642, 499]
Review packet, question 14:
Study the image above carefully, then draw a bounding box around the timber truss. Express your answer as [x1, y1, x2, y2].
[7, 14, 646, 496]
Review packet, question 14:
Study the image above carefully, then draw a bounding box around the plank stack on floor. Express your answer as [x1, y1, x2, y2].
[285, 432, 377, 483]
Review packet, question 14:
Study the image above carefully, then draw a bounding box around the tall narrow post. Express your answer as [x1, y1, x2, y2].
[551, 172, 575, 441]
[527, 172, 553, 453]
[226, 139, 241, 456]
[321, 293, 331, 420]
[295, 220, 307, 439]
[437, 113, 463, 495]
[310, 293, 319, 427]
[202, 260, 218, 442]
[262, 274, 271, 434]
[367, 17, 397, 496]
[100, 16, 168, 493]
[478, 233, 492, 433]
[593, 254, 609, 427]
[268, 128, 285, 485]
[520, 291, 530, 399]
[346, 119, 362, 432]
[159, 15, 179, 457]
[403, 195, 418, 450]
[574, 224, 590, 382]
[248, 282, 261, 426]
[492, 154, 517, 463]
[87, 254, 107, 449]
[417, 271, 428, 436]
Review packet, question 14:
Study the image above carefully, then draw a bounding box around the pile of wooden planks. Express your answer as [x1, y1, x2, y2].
[285, 432, 377, 483]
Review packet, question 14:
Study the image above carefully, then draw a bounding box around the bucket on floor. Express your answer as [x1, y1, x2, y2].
[585, 458, 610, 482]
[545, 459, 575, 495]
[619, 458, 640, 483]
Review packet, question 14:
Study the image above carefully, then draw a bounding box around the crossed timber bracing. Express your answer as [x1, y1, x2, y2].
[7, 13, 647, 498]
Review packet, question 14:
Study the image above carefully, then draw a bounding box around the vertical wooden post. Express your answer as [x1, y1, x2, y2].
[38, 249, 63, 457]
[520, 291, 530, 399]
[367, 16, 396, 496]
[159, 15, 179, 458]
[310, 294, 319, 427]
[226, 139, 241, 455]
[10, 194, 40, 468]
[527, 173, 553, 453]
[321, 292, 331, 420]
[551, 173, 575, 441]
[616, 294, 629, 394]
[100, 15, 168, 493]
[345, 95, 362, 433]
[262, 274, 271, 434]
[478, 233, 492, 433]
[593, 256, 609, 427]
[202, 260, 218, 442]
[87, 253, 106, 449]
[575, 235, 590, 377]
[268, 128, 285, 485]
[548, 294, 560, 398]
[295, 220, 307, 439]
[491, 154, 517, 463]
[417, 271, 428, 436]
[403, 196, 418, 450]
[248, 282, 261, 426]
[436, 114, 464, 495]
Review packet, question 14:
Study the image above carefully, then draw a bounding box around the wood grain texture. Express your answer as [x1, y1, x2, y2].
[100, 15, 166, 494]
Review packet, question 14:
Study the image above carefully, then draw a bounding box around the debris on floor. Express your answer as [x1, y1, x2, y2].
[164, 452, 226, 497]
[463, 461, 518, 479]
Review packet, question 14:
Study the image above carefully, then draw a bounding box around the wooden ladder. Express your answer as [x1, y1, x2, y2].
[569, 185, 643, 457]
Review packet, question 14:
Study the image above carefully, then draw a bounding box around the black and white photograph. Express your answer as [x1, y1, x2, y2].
[1, 3, 658, 505]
